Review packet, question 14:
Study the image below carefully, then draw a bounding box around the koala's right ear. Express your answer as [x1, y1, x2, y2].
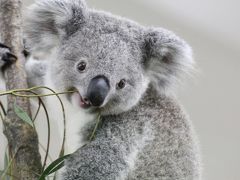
[24, 0, 88, 53]
[143, 28, 194, 95]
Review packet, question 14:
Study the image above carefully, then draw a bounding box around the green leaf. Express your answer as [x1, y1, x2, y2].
[38, 154, 70, 180]
[48, 162, 65, 175]
[14, 103, 33, 127]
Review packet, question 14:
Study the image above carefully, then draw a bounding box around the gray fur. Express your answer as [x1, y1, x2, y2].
[24, 0, 88, 53]
[64, 87, 201, 180]
[25, 58, 47, 87]
[2, 0, 201, 179]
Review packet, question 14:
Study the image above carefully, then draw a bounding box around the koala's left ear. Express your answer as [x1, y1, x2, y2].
[143, 28, 194, 94]
[24, 0, 88, 54]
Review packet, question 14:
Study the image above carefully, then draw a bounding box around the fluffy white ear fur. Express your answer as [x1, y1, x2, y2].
[143, 28, 194, 95]
[24, 0, 88, 53]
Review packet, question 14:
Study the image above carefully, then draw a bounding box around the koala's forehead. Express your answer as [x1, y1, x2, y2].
[67, 36, 140, 67]
[61, 33, 143, 69]
[61, 10, 145, 60]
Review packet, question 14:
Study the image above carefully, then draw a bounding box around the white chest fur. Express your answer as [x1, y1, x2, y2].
[41, 73, 97, 155]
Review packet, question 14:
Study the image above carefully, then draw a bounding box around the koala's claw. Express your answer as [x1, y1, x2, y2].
[0, 43, 11, 50]
[2, 52, 17, 63]
[0, 43, 17, 69]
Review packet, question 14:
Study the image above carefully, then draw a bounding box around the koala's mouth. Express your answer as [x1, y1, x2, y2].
[67, 87, 91, 109]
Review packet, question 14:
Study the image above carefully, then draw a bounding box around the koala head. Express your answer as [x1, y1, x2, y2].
[25, 0, 194, 115]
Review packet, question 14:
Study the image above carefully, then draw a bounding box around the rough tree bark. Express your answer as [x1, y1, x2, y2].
[0, 0, 42, 179]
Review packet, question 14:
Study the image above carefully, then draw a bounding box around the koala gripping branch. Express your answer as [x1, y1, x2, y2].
[0, 0, 42, 179]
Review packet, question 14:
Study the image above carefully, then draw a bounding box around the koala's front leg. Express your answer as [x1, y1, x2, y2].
[0, 42, 46, 87]
[0, 43, 17, 72]
[63, 136, 129, 179]
[63, 116, 145, 180]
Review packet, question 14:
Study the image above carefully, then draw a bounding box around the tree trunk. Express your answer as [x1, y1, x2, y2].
[0, 0, 42, 179]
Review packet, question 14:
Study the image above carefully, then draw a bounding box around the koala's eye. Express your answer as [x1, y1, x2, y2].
[117, 79, 126, 89]
[77, 61, 87, 72]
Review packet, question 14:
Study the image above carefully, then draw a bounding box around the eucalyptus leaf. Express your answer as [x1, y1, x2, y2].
[14, 103, 34, 127]
[38, 154, 70, 180]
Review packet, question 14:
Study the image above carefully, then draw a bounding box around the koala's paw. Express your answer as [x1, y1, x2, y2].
[0, 43, 17, 70]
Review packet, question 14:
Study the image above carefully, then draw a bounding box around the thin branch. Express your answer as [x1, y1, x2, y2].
[0, 101, 7, 115]
[38, 87, 67, 158]
[89, 113, 101, 141]
[0, 0, 42, 178]
[28, 90, 50, 172]
[0, 86, 69, 171]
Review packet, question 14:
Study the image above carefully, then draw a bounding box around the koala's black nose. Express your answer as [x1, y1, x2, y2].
[86, 75, 110, 107]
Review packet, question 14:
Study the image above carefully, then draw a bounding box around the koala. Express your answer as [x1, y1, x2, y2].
[0, 0, 201, 179]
